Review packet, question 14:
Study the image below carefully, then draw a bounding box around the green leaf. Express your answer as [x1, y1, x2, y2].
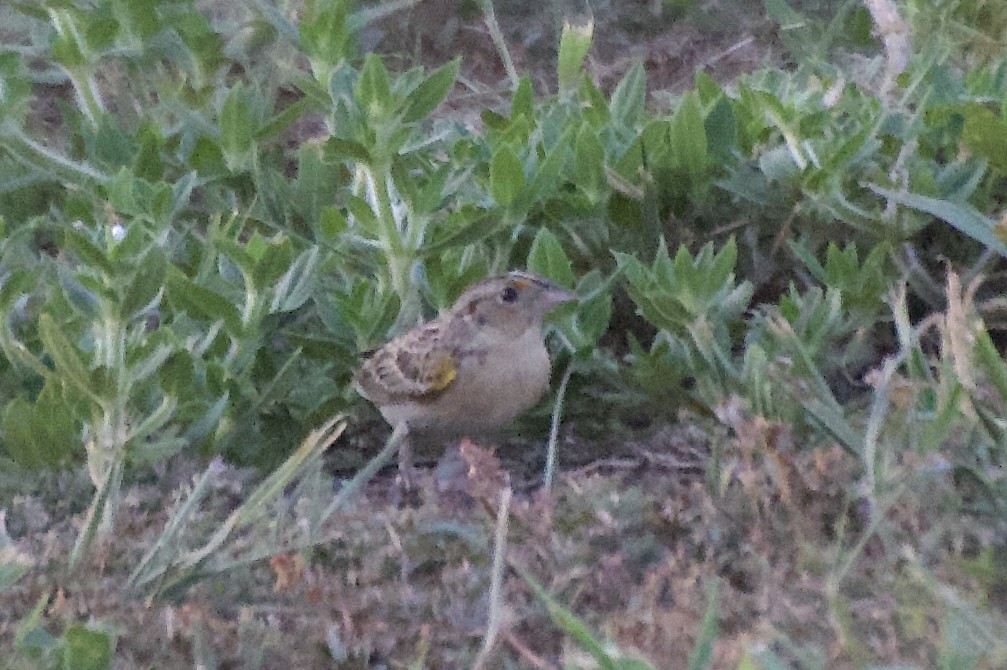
[420, 209, 504, 256]
[526, 128, 573, 204]
[63, 229, 113, 276]
[490, 146, 525, 207]
[127, 341, 174, 386]
[670, 91, 708, 178]
[319, 206, 347, 239]
[572, 270, 613, 348]
[133, 122, 166, 181]
[578, 75, 610, 126]
[401, 59, 459, 123]
[105, 170, 142, 219]
[121, 248, 166, 319]
[869, 185, 1007, 257]
[614, 661, 656, 670]
[50, 23, 85, 68]
[574, 123, 605, 198]
[976, 329, 1007, 405]
[610, 61, 646, 128]
[165, 273, 243, 335]
[256, 95, 312, 142]
[324, 137, 371, 163]
[355, 52, 391, 116]
[0, 52, 29, 121]
[91, 115, 136, 167]
[706, 236, 738, 289]
[299, 0, 351, 81]
[184, 393, 229, 445]
[252, 235, 294, 289]
[0, 269, 35, 311]
[704, 96, 736, 161]
[346, 195, 378, 232]
[694, 71, 722, 104]
[114, 0, 159, 39]
[215, 237, 257, 280]
[511, 76, 533, 119]
[614, 238, 752, 343]
[764, 0, 806, 27]
[38, 314, 97, 402]
[59, 271, 101, 320]
[2, 381, 78, 470]
[63, 624, 112, 670]
[518, 566, 627, 670]
[613, 135, 644, 182]
[961, 104, 1007, 174]
[188, 135, 227, 178]
[271, 246, 319, 313]
[220, 83, 258, 170]
[527, 227, 575, 288]
[481, 109, 508, 130]
[229, 17, 281, 63]
[556, 19, 594, 94]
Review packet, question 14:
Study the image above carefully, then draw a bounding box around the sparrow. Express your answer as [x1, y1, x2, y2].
[354, 270, 576, 488]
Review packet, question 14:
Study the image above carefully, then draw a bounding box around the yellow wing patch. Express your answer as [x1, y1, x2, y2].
[426, 353, 457, 391]
[353, 321, 462, 404]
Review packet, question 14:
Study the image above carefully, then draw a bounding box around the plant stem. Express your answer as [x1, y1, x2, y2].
[47, 9, 106, 126]
[1, 128, 108, 184]
[544, 360, 574, 490]
[478, 0, 519, 90]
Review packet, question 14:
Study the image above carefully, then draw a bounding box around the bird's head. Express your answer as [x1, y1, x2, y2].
[450, 270, 576, 337]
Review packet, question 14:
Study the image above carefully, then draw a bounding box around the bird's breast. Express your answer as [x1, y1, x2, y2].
[383, 327, 553, 433]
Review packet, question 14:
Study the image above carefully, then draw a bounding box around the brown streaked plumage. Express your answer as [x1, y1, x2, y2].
[354, 270, 576, 486]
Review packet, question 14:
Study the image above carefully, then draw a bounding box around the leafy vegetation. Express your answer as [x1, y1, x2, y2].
[2, 0, 1007, 667]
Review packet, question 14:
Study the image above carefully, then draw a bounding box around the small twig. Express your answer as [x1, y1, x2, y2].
[670, 35, 756, 90]
[627, 443, 705, 472]
[568, 457, 642, 477]
[504, 631, 560, 670]
[706, 217, 754, 239]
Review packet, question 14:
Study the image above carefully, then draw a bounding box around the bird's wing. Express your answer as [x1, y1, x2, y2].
[354, 321, 461, 404]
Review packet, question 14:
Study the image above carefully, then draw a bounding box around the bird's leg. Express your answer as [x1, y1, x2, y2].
[391, 425, 423, 507]
[396, 425, 415, 492]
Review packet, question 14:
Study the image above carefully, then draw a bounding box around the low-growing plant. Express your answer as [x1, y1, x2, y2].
[11, 594, 113, 670]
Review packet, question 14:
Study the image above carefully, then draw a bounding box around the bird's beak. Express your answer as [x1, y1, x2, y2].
[542, 284, 577, 309]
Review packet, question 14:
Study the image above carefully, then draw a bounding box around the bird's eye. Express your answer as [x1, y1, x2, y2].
[501, 286, 519, 303]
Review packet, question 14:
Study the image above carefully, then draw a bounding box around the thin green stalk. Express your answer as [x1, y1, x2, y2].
[827, 483, 905, 593]
[140, 418, 350, 597]
[361, 164, 423, 326]
[478, 0, 519, 89]
[47, 9, 105, 126]
[474, 486, 512, 670]
[0, 128, 108, 184]
[321, 422, 405, 518]
[157, 420, 398, 589]
[69, 459, 122, 569]
[544, 360, 574, 490]
[862, 353, 904, 499]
